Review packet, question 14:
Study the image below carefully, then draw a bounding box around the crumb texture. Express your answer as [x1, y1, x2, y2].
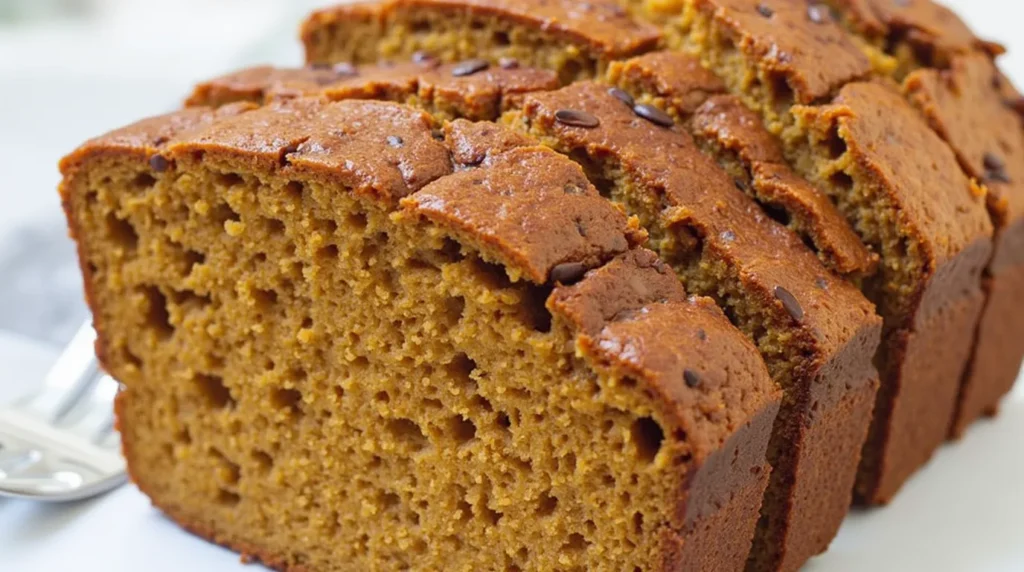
[63, 97, 779, 571]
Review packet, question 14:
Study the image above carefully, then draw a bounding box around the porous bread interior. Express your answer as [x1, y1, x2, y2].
[68, 152, 704, 572]
[508, 112, 812, 572]
[649, 0, 799, 134]
[687, 132, 846, 276]
[782, 117, 924, 328]
[818, 0, 932, 79]
[304, 5, 603, 84]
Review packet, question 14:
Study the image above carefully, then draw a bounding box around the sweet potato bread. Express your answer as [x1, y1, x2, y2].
[60, 97, 782, 571]
[185, 55, 883, 571]
[56, 0, 1022, 570]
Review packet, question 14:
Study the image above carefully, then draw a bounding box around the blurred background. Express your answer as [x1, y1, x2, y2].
[0, 1, 1022, 571]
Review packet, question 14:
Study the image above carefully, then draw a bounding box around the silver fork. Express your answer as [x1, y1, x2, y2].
[0, 322, 126, 501]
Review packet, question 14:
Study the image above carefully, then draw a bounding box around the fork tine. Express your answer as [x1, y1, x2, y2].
[17, 322, 103, 421]
[92, 415, 117, 446]
[48, 325, 103, 423]
[0, 448, 42, 475]
[50, 363, 103, 424]
[60, 374, 118, 436]
[0, 322, 127, 502]
[44, 322, 99, 389]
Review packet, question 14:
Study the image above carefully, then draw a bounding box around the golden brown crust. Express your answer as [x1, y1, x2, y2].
[691, 94, 785, 163]
[59, 104, 257, 176]
[178, 98, 453, 203]
[443, 118, 537, 165]
[550, 248, 780, 441]
[186, 61, 560, 121]
[692, 0, 873, 103]
[414, 62, 561, 117]
[690, 94, 878, 276]
[185, 65, 356, 107]
[302, 0, 662, 63]
[402, 143, 643, 283]
[519, 81, 879, 353]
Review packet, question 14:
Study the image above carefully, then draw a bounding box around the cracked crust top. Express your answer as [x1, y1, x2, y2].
[693, 0, 873, 103]
[518, 81, 881, 356]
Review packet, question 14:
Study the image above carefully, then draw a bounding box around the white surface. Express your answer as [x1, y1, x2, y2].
[0, 0, 1023, 570]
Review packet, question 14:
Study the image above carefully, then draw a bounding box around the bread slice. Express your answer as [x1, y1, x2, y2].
[186, 60, 559, 121]
[825, 0, 1024, 436]
[301, 0, 662, 83]
[902, 53, 1024, 436]
[60, 97, 781, 571]
[818, 0, 1024, 440]
[618, 0, 994, 505]
[506, 81, 880, 572]
[788, 81, 993, 501]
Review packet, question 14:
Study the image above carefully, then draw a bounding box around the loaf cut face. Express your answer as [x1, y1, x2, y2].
[60, 97, 781, 571]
